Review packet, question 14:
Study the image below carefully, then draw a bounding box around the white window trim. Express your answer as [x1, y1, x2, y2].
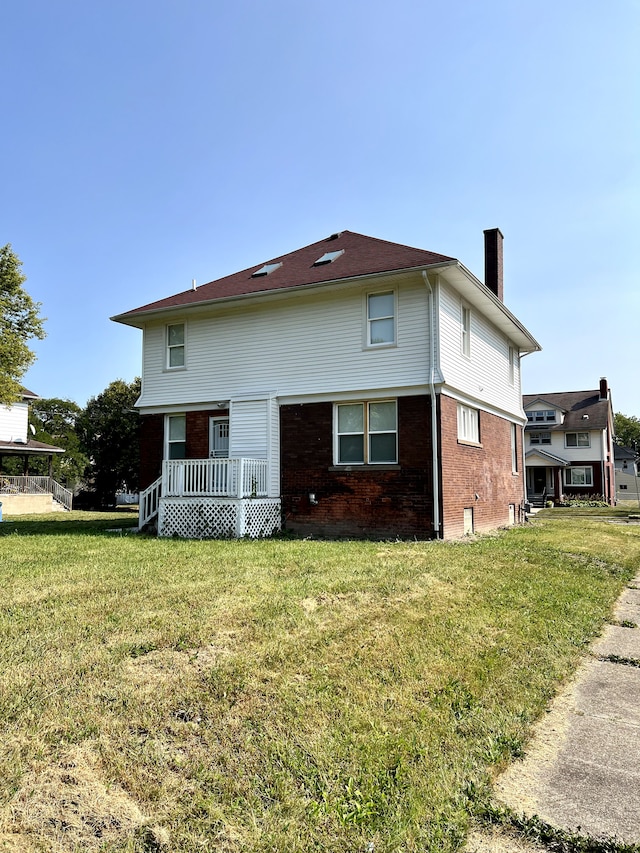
[461, 303, 471, 358]
[565, 432, 590, 448]
[565, 466, 593, 487]
[334, 400, 398, 465]
[511, 423, 518, 473]
[166, 322, 186, 370]
[457, 403, 480, 444]
[165, 413, 186, 460]
[527, 409, 556, 423]
[364, 289, 397, 349]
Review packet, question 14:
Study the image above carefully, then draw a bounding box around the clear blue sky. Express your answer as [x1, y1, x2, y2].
[2, 0, 638, 414]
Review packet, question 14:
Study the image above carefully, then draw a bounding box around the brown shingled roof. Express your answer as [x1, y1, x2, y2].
[523, 389, 611, 431]
[117, 231, 456, 318]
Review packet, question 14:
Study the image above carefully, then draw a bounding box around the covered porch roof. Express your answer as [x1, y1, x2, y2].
[525, 448, 571, 467]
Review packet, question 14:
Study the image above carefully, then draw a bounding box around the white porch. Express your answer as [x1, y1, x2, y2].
[139, 458, 281, 538]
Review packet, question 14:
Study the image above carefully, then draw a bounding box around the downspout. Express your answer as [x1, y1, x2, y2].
[422, 271, 441, 538]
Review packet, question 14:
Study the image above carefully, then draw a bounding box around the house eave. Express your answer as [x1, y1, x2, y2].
[112, 258, 540, 353]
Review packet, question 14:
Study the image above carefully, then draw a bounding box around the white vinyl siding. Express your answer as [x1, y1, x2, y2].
[138, 276, 431, 408]
[229, 396, 280, 497]
[0, 401, 28, 443]
[438, 280, 522, 417]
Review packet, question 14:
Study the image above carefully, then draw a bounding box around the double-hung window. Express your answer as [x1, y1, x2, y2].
[457, 404, 479, 443]
[335, 401, 397, 464]
[167, 323, 185, 368]
[565, 432, 590, 448]
[166, 414, 186, 459]
[367, 292, 395, 346]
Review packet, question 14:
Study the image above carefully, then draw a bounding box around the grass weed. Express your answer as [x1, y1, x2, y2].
[0, 512, 638, 851]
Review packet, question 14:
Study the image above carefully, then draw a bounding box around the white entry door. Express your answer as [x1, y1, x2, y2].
[209, 418, 230, 458]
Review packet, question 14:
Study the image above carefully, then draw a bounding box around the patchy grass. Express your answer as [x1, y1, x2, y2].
[0, 514, 638, 851]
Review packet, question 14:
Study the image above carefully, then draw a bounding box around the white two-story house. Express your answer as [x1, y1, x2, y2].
[523, 378, 615, 505]
[112, 228, 540, 539]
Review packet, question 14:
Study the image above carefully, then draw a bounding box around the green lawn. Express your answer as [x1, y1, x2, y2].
[0, 512, 638, 852]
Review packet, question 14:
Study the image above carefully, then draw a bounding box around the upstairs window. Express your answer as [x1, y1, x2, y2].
[367, 291, 395, 346]
[565, 432, 590, 448]
[335, 400, 397, 464]
[461, 304, 471, 357]
[457, 404, 479, 443]
[527, 409, 556, 423]
[167, 323, 185, 368]
[530, 431, 551, 445]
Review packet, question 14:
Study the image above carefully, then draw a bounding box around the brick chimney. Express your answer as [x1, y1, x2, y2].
[484, 228, 504, 302]
[599, 377, 609, 400]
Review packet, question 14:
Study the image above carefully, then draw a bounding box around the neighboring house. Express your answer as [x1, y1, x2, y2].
[614, 445, 640, 504]
[0, 388, 73, 514]
[112, 228, 540, 539]
[522, 379, 615, 506]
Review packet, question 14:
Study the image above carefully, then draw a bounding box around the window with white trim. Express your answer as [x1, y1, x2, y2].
[166, 414, 186, 459]
[457, 404, 479, 443]
[335, 400, 397, 464]
[366, 291, 395, 346]
[565, 466, 593, 487]
[166, 323, 185, 368]
[530, 431, 551, 445]
[511, 423, 518, 472]
[461, 304, 471, 357]
[526, 409, 556, 423]
[565, 432, 590, 448]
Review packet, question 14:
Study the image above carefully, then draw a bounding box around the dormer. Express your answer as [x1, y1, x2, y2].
[524, 398, 565, 426]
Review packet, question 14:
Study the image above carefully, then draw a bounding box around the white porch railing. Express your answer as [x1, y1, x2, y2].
[163, 458, 269, 499]
[138, 459, 270, 530]
[0, 475, 73, 511]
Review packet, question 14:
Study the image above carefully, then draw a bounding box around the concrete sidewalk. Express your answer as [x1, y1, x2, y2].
[466, 575, 640, 851]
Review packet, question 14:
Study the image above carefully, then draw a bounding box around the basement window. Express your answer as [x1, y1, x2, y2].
[313, 249, 344, 266]
[252, 262, 282, 278]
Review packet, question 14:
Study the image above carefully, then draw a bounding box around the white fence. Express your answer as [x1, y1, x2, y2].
[163, 458, 269, 499]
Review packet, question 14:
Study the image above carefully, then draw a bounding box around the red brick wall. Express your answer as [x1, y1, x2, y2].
[140, 414, 163, 489]
[280, 396, 435, 539]
[439, 394, 525, 538]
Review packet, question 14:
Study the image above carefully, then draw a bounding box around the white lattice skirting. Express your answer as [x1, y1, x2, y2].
[158, 497, 281, 539]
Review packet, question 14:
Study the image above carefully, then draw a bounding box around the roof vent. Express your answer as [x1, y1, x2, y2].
[313, 249, 344, 267]
[582, 414, 589, 420]
[13, 437, 27, 445]
[252, 262, 283, 278]
[328, 232, 343, 240]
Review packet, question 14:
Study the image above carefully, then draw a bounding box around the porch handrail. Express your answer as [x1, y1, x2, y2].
[0, 475, 72, 510]
[139, 476, 162, 528]
[163, 458, 268, 498]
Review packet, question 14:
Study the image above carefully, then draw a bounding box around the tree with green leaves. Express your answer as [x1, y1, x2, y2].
[614, 412, 640, 450]
[77, 378, 141, 505]
[0, 244, 46, 404]
[29, 397, 89, 489]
